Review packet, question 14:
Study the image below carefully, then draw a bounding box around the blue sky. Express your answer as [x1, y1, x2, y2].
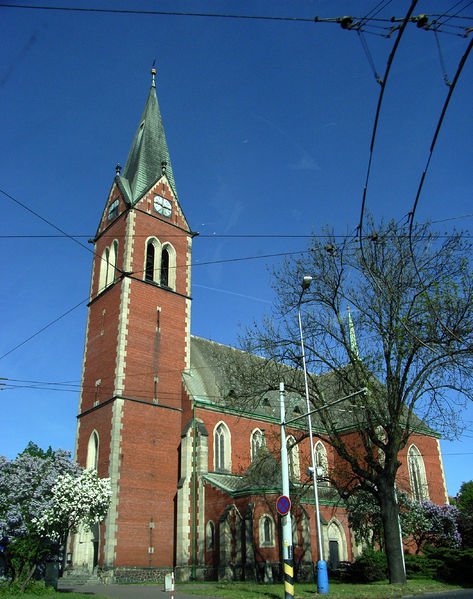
[1, 1, 472, 496]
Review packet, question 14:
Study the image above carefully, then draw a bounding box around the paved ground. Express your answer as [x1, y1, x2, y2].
[402, 591, 473, 599]
[58, 582, 220, 599]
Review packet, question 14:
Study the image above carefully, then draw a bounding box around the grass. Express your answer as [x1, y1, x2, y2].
[177, 578, 462, 599]
[0, 579, 463, 598]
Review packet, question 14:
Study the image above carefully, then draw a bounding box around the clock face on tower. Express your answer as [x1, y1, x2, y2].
[153, 195, 172, 218]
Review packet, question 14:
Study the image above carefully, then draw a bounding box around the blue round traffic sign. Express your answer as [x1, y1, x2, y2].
[276, 495, 291, 516]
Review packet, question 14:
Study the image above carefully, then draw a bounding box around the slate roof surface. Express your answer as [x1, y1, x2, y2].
[185, 335, 308, 422]
[186, 335, 434, 435]
[121, 82, 177, 203]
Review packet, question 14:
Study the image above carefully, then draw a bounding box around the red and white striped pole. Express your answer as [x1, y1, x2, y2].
[171, 570, 174, 599]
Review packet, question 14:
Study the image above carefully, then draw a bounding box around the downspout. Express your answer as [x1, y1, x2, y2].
[192, 402, 196, 580]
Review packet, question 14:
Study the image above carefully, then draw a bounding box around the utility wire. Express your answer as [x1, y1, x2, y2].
[2, 4, 472, 36]
[0, 186, 96, 258]
[408, 37, 473, 230]
[0, 186, 125, 275]
[0, 247, 312, 361]
[2, 222, 471, 363]
[355, 1, 444, 355]
[0, 296, 88, 361]
[358, 0, 418, 244]
[434, 30, 452, 85]
[3, 213, 473, 240]
[406, 35, 473, 347]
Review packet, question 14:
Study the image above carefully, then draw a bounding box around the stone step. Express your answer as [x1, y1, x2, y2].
[59, 573, 101, 586]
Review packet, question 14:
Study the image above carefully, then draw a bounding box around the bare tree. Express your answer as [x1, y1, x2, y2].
[231, 218, 473, 584]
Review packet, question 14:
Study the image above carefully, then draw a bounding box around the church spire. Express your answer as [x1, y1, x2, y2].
[121, 67, 177, 202]
[347, 305, 360, 359]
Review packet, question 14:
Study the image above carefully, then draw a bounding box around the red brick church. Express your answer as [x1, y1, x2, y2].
[71, 70, 450, 583]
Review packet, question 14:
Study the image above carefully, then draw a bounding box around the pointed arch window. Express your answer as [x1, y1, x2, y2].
[314, 441, 329, 484]
[161, 246, 169, 287]
[214, 422, 231, 472]
[206, 520, 215, 550]
[408, 445, 429, 502]
[287, 435, 300, 480]
[259, 514, 275, 547]
[145, 242, 155, 282]
[99, 247, 110, 292]
[250, 429, 263, 461]
[144, 238, 160, 283]
[99, 241, 118, 292]
[160, 243, 176, 290]
[107, 240, 118, 285]
[86, 431, 99, 470]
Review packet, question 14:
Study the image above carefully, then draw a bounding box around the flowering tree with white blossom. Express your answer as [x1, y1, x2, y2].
[35, 469, 111, 543]
[0, 443, 110, 592]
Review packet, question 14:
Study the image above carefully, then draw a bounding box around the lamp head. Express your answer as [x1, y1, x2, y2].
[301, 276, 313, 291]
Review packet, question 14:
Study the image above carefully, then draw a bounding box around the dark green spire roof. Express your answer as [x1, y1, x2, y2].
[121, 75, 177, 203]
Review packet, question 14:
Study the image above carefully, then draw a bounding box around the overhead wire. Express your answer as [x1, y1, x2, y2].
[431, 0, 473, 31]
[2, 1, 471, 371]
[358, 0, 418, 245]
[0, 246, 314, 361]
[407, 37, 473, 231]
[406, 35, 473, 347]
[2, 217, 472, 362]
[2, 213, 473, 240]
[0, 186, 127, 277]
[2, 4, 473, 36]
[0, 296, 89, 361]
[354, 0, 447, 355]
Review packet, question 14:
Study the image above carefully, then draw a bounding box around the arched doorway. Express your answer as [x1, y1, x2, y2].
[73, 523, 100, 572]
[326, 519, 348, 570]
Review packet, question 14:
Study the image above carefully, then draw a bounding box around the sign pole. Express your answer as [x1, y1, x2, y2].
[280, 382, 295, 599]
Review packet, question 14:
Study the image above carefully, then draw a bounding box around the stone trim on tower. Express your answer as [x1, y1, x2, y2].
[436, 438, 450, 504]
[104, 397, 124, 566]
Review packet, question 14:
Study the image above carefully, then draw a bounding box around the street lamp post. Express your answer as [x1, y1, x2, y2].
[297, 275, 329, 594]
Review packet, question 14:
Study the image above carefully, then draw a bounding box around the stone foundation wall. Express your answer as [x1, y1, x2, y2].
[99, 566, 170, 584]
[84, 561, 315, 585]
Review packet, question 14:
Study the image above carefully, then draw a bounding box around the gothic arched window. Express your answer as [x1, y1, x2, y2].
[160, 243, 176, 290]
[145, 242, 155, 282]
[107, 240, 118, 285]
[144, 238, 160, 283]
[250, 429, 263, 461]
[314, 441, 329, 483]
[206, 520, 215, 550]
[259, 514, 275, 547]
[99, 247, 110, 292]
[86, 430, 99, 470]
[99, 242, 118, 292]
[161, 246, 169, 287]
[408, 444, 429, 502]
[287, 435, 300, 480]
[214, 422, 231, 472]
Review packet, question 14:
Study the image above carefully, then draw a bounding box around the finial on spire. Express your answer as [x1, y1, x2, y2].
[151, 59, 157, 88]
[115, 163, 122, 175]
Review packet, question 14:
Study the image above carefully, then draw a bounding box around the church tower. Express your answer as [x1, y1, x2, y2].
[74, 68, 193, 574]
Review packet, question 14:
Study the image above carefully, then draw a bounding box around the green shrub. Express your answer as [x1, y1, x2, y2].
[423, 547, 473, 585]
[0, 580, 54, 596]
[347, 549, 387, 583]
[404, 553, 440, 579]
